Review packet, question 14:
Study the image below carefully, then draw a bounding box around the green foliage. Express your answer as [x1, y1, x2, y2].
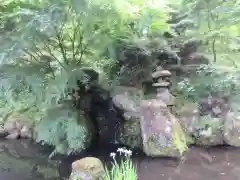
[0, 0, 172, 106]
[177, 0, 240, 62]
[0, 0, 126, 99]
[0, 0, 239, 156]
[103, 148, 137, 180]
[176, 78, 196, 100]
[0, 0, 134, 155]
[35, 103, 90, 157]
[176, 64, 240, 101]
[103, 159, 137, 180]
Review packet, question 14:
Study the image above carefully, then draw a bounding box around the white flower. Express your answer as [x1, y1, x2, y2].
[117, 148, 125, 155]
[117, 148, 132, 157]
[110, 152, 116, 160]
[165, 126, 171, 133]
[124, 149, 132, 157]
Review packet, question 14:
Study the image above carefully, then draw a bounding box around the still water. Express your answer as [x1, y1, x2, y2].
[0, 139, 240, 180]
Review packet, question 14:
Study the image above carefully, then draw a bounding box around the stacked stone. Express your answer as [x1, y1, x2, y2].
[151, 66, 175, 111]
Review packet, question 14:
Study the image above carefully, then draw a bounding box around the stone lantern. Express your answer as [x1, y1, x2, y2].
[151, 66, 175, 111]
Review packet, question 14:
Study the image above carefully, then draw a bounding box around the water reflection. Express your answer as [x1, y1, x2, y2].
[0, 139, 59, 180]
[1, 139, 240, 180]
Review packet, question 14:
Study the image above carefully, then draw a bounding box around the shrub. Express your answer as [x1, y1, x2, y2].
[176, 78, 196, 101]
[35, 103, 90, 157]
[0, 1, 134, 156]
[176, 64, 240, 101]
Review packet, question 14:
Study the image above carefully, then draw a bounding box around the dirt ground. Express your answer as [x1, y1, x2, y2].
[134, 146, 240, 180]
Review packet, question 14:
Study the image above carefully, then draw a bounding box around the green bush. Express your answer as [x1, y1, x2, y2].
[176, 64, 240, 101]
[35, 104, 90, 157]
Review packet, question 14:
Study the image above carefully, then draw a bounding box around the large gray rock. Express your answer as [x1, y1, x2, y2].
[112, 94, 140, 113]
[176, 103, 200, 144]
[224, 112, 240, 147]
[5, 131, 20, 140]
[177, 100, 224, 146]
[139, 99, 187, 157]
[0, 126, 7, 137]
[20, 125, 33, 139]
[199, 96, 229, 118]
[193, 115, 224, 146]
[119, 112, 142, 149]
[111, 86, 142, 112]
[3, 115, 34, 140]
[111, 86, 143, 149]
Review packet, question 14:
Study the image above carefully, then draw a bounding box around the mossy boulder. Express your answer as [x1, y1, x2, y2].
[3, 114, 34, 140]
[140, 99, 188, 157]
[69, 157, 105, 180]
[193, 115, 224, 146]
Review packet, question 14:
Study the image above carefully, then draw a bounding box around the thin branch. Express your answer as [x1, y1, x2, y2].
[206, 8, 212, 30]
[52, 12, 69, 65]
[31, 43, 57, 78]
[29, 48, 42, 60]
[74, 30, 84, 56]
[18, 57, 32, 64]
[55, 30, 68, 64]
[65, 24, 79, 61]
[45, 74, 55, 79]
[23, 50, 39, 62]
[42, 39, 67, 71]
[22, 48, 56, 79]
[78, 44, 88, 64]
[32, 43, 45, 57]
[206, 1, 218, 62]
[69, 19, 80, 61]
[212, 37, 217, 62]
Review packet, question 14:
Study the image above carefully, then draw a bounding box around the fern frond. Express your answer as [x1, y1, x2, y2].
[35, 103, 89, 156]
